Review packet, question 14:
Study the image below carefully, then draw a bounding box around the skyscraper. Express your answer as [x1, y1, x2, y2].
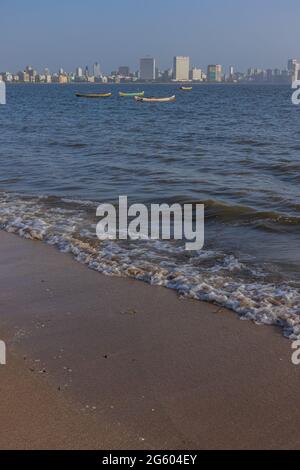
[76, 67, 83, 78]
[288, 58, 300, 82]
[93, 62, 101, 78]
[173, 56, 190, 81]
[190, 68, 203, 81]
[207, 65, 222, 82]
[140, 58, 156, 81]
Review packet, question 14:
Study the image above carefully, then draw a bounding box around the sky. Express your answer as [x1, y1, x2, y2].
[1, 0, 300, 74]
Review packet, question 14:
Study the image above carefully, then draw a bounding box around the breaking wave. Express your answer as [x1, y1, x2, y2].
[0, 191, 300, 339]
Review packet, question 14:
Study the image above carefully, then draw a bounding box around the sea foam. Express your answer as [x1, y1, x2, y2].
[1, 191, 300, 339]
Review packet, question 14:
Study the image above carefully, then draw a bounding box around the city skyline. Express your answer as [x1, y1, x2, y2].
[1, 0, 300, 72]
[1, 56, 296, 85]
[1, 53, 298, 80]
[1, 55, 297, 77]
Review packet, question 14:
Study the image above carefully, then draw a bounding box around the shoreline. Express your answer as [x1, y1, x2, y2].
[1, 229, 300, 449]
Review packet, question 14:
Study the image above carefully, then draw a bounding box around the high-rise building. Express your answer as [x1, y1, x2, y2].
[288, 58, 300, 82]
[207, 64, 222, 82]
[24, 65, 37, 82]
[18, 71, 30, 83]
[76, 67, 83, 78]
[93, 62, 101, 78]
[190, 68, 203, 81]
[140, 58, 156, 81]
[266, 69, 273, 82]
[288, 59, 298, 72]
[118, 66, 130, 76]
[173, 56, 190, 81]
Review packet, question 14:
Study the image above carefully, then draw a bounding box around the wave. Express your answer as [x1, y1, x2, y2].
[0, 191, 299, 339]
[166, 198, 300, 227]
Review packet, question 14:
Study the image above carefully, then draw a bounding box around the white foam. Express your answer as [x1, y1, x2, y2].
[1, 191, 300, 339]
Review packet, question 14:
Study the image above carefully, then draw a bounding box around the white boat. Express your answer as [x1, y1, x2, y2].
[134, 95, 176, 103]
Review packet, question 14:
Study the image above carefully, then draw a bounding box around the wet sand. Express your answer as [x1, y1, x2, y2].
[0, 229, 300, 450]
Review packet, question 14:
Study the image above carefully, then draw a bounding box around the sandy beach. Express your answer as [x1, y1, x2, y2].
[0, 229, 300, 450]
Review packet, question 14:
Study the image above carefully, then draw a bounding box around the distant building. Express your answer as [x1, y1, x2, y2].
[118, 66, 130, 76]
[159, 69, 171, 81]
[207, 64, 222, 82]
[27, 66, 37, 79]
[173, 56, 190, 81]
[93, 62, 101, 78]
[76, 67, 83, 78]
[288, 58, 300, 82]
[59, 74, 69, 84]
[35, 74, 44, 83]
[140, 58, 156, 81]
[266, 69, 273, 82]
[3, 72, 13, 82]
[227, 66, 236, 82]
[190, 68, 203, 81]
[18, 71, 30, 83]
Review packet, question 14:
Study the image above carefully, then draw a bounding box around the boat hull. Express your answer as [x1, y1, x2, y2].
[75, 93, 112, 98]
[119, 91, 145, 97]
[135, 95, 176, 103]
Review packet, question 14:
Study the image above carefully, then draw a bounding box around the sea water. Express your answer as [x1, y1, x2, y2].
[0, 83, 300, 338]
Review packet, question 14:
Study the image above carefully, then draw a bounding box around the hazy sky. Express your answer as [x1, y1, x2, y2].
[1, 0, 299, 73]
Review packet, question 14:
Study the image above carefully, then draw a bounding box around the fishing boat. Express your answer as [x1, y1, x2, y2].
[179, 86, 193, 91]
[119, 91, 145, 97]
[134, 95, 176, 103]
[75, 92, 112, 98]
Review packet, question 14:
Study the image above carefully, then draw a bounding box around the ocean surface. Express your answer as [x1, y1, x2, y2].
[0, 83, 300, 338]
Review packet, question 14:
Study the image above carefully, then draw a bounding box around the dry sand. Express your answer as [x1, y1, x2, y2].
[0, 229, 300, 450]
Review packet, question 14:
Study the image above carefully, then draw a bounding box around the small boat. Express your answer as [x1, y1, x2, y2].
[119, 91, 145, 97]
[75, 92, 112, 98]
[179, 86, 193, 91]
[134, 95, 176, 103]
